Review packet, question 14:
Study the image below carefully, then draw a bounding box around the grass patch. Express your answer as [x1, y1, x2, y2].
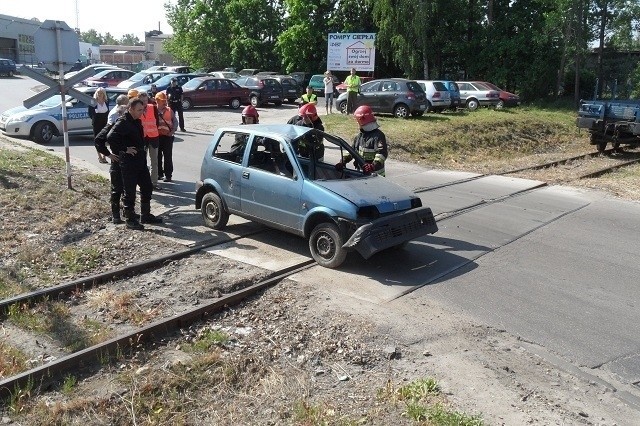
[0, 341, 28, 379]
[7, 300, 112, 352]
[378, 378, 483, 425]
[0, 268, 27, 299]
[58, 246, 101, 274]
[184, 328, 230, 353]
[61, 375, 77, 395]
[322, 106, 587, 166]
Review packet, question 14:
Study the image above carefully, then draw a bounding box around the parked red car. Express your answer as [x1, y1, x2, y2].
[180, 77, 250, 110]
[83, 69, 135, 88]
[476, 81, 520, 108]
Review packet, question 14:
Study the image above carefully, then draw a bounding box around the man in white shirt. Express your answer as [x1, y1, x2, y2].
[323, 71, 334, 115]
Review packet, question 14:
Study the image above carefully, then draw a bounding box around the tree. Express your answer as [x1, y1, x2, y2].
[164, 0, 233, 69]
[120, 34, 142, 46]
[80, 29, 103, 45]
[225, 0, 283, 71]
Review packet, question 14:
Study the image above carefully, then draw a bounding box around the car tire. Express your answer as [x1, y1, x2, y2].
[201, 192, 229, 230]
[230, 98, 241, 109]
[182, 98, 192, 110]
[466, 98, 479, 111]
[339, 101, 347, 114]
[8, 71, 14, 77]
[309, 222, 347, 268]
[496, 100, 504, 109]
[393, 103, 410, 119]
[32, 121, 56, 144]
[274, 101, 282, 106]
[250, 95, 260, 107]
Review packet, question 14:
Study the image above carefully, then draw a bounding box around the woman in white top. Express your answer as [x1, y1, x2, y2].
[323, 70, 334, 115]
[89, 87, 110, 163]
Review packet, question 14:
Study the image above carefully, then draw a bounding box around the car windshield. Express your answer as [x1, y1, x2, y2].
[35, 95, 64, 108]
[128, 71, 150, 82]
[482, 82, 500, 91]
[291, 130, 365, 181]
[153, 74, 181, 86]
[182, 78, 202, 90]
[221, 72, 239, 79]
[406, 81, 423, 92]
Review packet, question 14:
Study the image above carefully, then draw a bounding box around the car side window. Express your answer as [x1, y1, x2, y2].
[362, 82, 380, 93]
[219, 80, 231, 90]
[248, 138, 293, 178]
[458, 83, 471, 91]
[214, 132, 249, 164]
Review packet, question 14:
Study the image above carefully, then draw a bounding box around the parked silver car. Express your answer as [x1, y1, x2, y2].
[456, 81, 501, 110]
[116, 70, 172, 89]
[415, 80, 452, 112]
[195, 124, 438, 268]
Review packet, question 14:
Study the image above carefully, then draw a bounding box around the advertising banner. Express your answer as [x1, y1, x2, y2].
[327, 33, 376, 72]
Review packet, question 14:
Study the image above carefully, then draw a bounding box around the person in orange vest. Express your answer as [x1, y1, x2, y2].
[137, 91, 162, 190]
[155, 92, 178, 182]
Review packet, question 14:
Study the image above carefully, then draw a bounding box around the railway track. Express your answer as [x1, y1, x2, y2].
[413, 147, 640, 194]
[3, 149, 639, 402]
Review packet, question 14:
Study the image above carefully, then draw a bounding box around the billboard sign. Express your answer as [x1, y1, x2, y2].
[327, 33, 376, 72]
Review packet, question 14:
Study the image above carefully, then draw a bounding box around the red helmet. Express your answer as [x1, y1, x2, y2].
[242, 105, 259, 124]
[354, 105, 376, 127]
[299, 103, 318, 120]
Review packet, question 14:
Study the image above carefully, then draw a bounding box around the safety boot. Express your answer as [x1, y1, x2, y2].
[111, 203, 123, 225]
[123, 208, 144, 230]
[140, 202, 163, 224]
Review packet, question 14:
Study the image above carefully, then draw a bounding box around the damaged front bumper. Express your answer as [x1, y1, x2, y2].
[343, 206, 438, 259]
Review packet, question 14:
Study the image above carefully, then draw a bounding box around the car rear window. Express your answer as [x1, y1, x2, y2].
[406, 81, 424, 92]
[433, 82, 447, 91]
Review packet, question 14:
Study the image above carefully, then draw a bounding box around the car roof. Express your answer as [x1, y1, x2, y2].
[220, 124, 313, 141]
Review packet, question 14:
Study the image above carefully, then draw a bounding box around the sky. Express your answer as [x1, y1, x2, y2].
[2, 0, 174, 40]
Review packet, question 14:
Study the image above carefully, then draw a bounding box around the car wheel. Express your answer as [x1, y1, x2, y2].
[182, 98, 192, 110]
[496, 100, 504, 109]
[250, 95, 259, 107]
[393, 103, 410, 119]
[32, 121, 56, 144]
[230, 98, 241, 109]
[8, 71, 14, 77]
[339, 101, 347, 114]
[466, 98, 479, 110]
[274, 101, 282, 106]
[309, 222, 347, 268]
[201, 192, 229, 230]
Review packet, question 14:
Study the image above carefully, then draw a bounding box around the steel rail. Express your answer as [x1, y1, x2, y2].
[576, 158, 640, 180]
[412, 149, 614, 194]
[0, 230, 266, 317]
[0, 259, 316, 400]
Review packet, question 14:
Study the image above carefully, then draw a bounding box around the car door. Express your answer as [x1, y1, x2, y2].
[457, 82, 473, 103]
[241, 137, 303, 230]
[216, 79, 233, 106]
[65, 96, 92, 133]
[357, 81, 382, 112]
[377, 80, 401, 113]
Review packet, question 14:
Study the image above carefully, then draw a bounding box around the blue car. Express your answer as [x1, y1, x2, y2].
[136, 72, 205, 94]
[195, 124, 438, 268]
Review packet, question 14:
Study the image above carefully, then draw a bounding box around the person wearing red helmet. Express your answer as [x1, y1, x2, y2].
[292, 103, 325, 159]
[335, 105, 388, 176]
[231, 105, 260, 161]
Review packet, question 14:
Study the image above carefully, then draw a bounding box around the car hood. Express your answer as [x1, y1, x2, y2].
[313, 177, 416, 213]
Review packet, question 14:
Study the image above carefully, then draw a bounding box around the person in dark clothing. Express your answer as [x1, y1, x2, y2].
[292, 103, 325, 160]
[166, 77, 185, 132]
[106, 98, 163, 230]
[335, 105, 388, 176]
[89, 87, 110, 163]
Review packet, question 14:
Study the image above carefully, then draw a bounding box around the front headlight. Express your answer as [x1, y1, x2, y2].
[357, 205, 380, 220]
[7, 114, 30, 124]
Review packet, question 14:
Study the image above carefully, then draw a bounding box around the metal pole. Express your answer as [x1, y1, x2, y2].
[56, 22, 73, 189]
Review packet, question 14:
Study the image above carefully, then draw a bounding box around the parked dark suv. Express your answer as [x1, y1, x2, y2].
[0, 58, 17, 77]
[335, 78, 428, 118]
[235, 76, 284, 106]
[272, 75, 302, 103]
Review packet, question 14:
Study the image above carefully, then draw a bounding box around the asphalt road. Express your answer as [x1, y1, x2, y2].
[2, 75, 640, 410]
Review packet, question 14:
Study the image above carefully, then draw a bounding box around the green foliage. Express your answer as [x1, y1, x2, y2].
[184, 329, 229, 352]
[61, 375, 77, 395]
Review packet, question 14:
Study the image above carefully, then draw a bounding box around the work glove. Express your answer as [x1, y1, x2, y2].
[335, 162, 344, 171]
[362, 163, 375, 174]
